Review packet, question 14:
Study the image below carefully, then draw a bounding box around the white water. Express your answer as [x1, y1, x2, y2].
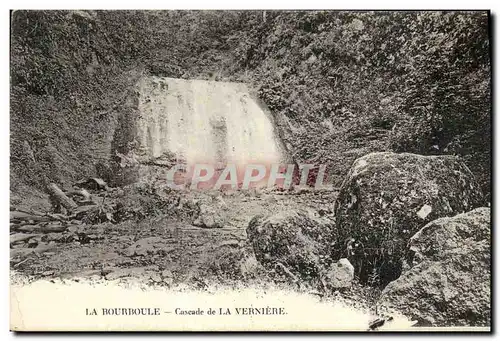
[136, 77, 284, 168]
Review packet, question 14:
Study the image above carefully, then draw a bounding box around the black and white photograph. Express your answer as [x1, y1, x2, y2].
[8, 9, 492, 332]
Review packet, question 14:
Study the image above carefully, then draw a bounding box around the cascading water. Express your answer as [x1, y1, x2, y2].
[135, 76, 286, 189]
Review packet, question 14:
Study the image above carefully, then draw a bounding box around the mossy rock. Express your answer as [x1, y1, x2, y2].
[334, 152, 484, 285]
[247, 209, 335, 281]
[379, 208, 490, 327]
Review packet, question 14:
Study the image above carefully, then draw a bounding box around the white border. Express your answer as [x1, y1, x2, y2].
[1, 2, 498, 340]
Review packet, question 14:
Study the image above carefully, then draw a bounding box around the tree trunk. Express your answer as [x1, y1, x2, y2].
[47, 183, 77, 212]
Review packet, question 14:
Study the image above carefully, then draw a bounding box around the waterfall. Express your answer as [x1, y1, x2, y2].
[135, 77, 285, 188]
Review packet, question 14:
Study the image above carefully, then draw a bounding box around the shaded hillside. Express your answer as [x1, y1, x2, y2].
[10, 10, 491, 200]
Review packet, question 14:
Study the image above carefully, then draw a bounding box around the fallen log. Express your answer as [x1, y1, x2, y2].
[47, 183, 78, 211]
[18, 224, 67, 233]
[41, 224, 68, 233]
[10, 211, 53, 223]
[15, 225, 36, 233]
[10, 222, 35, 232]
[71, 204, 100, 220]
[11, 207, 47, 216]
[13, 257, 32, 268]
[46, 213, 69, 221]
[10, 211, 70, 226]
[74, 204, 99, 213]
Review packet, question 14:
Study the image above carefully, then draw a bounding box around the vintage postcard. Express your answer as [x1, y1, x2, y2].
[9, 9, 491, 332]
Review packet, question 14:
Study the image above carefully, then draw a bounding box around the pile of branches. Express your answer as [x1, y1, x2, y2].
[10, 178, 115, 263]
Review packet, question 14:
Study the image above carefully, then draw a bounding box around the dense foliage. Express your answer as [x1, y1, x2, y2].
[10, 10, 490, 200]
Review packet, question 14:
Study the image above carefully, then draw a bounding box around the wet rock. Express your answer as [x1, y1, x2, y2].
[321, 258, 354, 289]
[75, 177, 108, 191]
[334, 152, 484, 285]
[379, 208, 490, 327]
[247, 209, 335, 280]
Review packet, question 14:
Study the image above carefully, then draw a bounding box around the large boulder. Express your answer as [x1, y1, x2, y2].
[334, 152, 484, 285]
[379, 207, 490, 327]
[247, 209, 335, 280]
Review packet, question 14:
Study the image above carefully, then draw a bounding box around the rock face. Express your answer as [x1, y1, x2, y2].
[379, 207, 491, 327]
[247, 209, 335, 280]
[321, 258, 355, 290]
[334, 152, 484, 285]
